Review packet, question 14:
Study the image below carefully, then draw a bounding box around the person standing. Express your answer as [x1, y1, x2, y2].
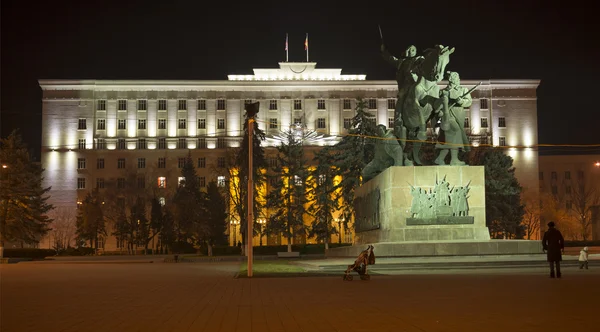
[542, 221, 565, 278]
[579, 246, 589, 270]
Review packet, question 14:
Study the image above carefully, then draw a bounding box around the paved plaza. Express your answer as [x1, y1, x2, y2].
[1, 260, 598, 332]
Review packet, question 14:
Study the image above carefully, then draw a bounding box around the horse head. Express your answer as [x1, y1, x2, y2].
[420, 45, 455, 82]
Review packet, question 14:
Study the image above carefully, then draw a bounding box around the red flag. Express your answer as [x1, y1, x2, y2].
[304, 34, 308, 50]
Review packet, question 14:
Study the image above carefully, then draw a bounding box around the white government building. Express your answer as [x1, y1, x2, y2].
[38, 62, 540, 250]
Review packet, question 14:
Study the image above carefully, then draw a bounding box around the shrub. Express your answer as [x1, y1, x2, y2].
[3, 248, 56, 259]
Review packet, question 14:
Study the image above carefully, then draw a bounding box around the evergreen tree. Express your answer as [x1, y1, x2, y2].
[0, 130, 53, 257]
[227, 108, 267, 247]
[330, 98, 377, 230]
[307, 147, 339, 250]
[266, 128, 310, 252]
[468, 147, 525, 238]
[75, 189, 106, 250]
[172, 151, 206, 244]
[160, 208, 177, 254]
[205, 181, 228, 246]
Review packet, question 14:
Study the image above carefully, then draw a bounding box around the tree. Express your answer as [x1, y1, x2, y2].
[49, 207, 76, 250]
[570, 183, 599, 241]
[467, 147, 525, 239]
[205, 181, 228, 246]
[521, 190, 542, 240]
[330, 98, 377, 232]
[307, 148, 339, 250]
[0, 130, 53, 257]
[172, 151, 206, 245]
[226, 109, 267, 248]
[75, 189, 106, 250]
[266, 127, 310, 252]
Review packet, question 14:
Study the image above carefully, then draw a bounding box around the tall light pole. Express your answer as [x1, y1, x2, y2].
[246, 102, 259, 278]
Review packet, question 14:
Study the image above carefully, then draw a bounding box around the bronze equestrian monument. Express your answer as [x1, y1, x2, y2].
[327, 42, 542, 257]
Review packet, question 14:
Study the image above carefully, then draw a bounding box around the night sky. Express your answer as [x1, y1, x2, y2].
[2, 1, 598, 159]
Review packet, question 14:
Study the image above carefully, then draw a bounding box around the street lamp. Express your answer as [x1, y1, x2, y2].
[257, 218, 266, 246]
[230, 218, 240, 246]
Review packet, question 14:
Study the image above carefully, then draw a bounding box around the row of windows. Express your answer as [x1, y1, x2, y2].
[97, 99, 225, 111]
[81, 118, 223, 131]
[97, 98, 491, 113]
[77, 175, 227, 190]
[77, 137, 230, 150]
[540, 171, 585, 181]
[78, 156, 225, 170]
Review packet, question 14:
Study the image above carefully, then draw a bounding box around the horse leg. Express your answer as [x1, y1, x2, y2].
[412, 128, 427, 165]
[434, 149, 449, 165]
[449, 149, 466, 165]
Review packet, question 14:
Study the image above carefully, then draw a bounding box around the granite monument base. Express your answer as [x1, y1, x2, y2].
[326, 240, 543, 258]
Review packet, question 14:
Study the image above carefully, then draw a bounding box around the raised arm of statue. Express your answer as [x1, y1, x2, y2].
[381, 44, 400, 67]
[456, 87, 473, 108]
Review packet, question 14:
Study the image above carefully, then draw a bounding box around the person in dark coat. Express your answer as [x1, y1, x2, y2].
[542, 221, 565, 278]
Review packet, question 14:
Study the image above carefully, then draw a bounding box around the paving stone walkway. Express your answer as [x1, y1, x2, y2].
[1, 261, 598, 331]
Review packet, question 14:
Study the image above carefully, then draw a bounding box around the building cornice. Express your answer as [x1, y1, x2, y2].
[38, 79, 541, 91]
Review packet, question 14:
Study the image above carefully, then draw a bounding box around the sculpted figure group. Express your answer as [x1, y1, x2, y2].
[361, 39, 479, 182]
[409, 177, 470, 219]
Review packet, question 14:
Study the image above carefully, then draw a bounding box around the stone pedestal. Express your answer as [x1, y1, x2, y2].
[354, 166, 490, 245]
[324, 166, 542, 258]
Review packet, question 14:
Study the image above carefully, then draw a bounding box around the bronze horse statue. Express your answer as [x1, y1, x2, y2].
[395, 45, 454, 165]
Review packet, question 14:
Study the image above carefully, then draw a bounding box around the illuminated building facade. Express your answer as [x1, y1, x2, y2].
[39, 62, 540, 251]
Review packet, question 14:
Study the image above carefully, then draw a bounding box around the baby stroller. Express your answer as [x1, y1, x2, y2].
[343, 245, 375, 281]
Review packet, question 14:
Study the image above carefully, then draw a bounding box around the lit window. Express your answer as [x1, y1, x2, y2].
[118, 100, 127, 111]
[217, 99, 226, 110]
[498, 117, 506, 128]
[343, 99, 351, 110]
[97, 100, 106, 110]
[317, 118, 326, 129]
[158, 177, 166, 188]
[217, 175, 226, 187]
[269, 118, 278, 129]
[178, 100, 187, 110]
[178, 177, 185, 187]
[368, 99, 377, 109]
[158, 138, 166, 150]
[387, 99, 396, 110]
[318, 99, 326, 110]
[158, 100, 167, 110]
[159, 197, 166, 206]
[294, 175, 303, 186]
[269, 100, 278, 110]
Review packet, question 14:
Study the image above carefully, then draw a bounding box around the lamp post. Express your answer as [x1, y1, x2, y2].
[230, 218, 239, 246]
[0, 164, 9, 259]
[245, 102, 259, 278]
[257, 218, 266, 246]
